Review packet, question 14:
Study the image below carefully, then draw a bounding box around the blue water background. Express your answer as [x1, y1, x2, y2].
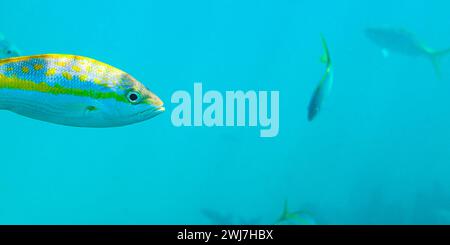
[0, 0, 450, 224]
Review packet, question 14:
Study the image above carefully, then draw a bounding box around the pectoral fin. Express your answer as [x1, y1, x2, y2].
[61, 103, 99, 116]
[85, 105, 97, 112]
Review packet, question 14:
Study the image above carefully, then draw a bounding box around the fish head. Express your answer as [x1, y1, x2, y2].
[364, 27, 399, 46]
[0, 40, 21, 58]
[364, 27, 384, 42]
[95, 73, 165, 127]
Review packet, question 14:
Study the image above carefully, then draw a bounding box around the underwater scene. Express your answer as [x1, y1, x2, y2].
[0, 0, 449, 225]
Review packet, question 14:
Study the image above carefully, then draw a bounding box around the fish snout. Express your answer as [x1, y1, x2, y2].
[146, 93, 165, 113]
[152, 94, 164, 107]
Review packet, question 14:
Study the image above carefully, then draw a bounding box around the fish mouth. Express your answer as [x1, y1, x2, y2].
[154, 106, 165, 113]
[138, 106, 165, 118]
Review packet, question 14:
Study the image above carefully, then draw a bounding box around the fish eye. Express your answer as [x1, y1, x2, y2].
[6, 50, 11, 54]
[127, 91, 142, 104]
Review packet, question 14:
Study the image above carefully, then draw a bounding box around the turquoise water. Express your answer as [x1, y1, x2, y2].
[1, 0, 450, 225]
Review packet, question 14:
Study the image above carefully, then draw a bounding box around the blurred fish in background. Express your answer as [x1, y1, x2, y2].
[307, 35, 334, 122]
[275, 200, 317, 225]
[201, 209, 261, 225]
[0, 33, 21, 59]
[365, 27, 450, 78]
[201, 201, 317, 225]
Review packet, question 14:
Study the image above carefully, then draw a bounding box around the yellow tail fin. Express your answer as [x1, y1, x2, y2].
[431, 48, 450, 79]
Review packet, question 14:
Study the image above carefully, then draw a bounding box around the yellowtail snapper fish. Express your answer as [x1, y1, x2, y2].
[0, 54, 164, 127]
[307, 35, 333, 122]
[365, 27, 450, 78]
[0, 33, 21, 58]
[275, 200, 317, 225]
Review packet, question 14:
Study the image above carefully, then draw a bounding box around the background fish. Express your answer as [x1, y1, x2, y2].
[0, 33, 21, 58]
[201, 209, 262, 225]
[365, 27, 450, 78]
[275, 200, 317, 225]
[307, 35, 334, 121]
[0, 54, 164, 127]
